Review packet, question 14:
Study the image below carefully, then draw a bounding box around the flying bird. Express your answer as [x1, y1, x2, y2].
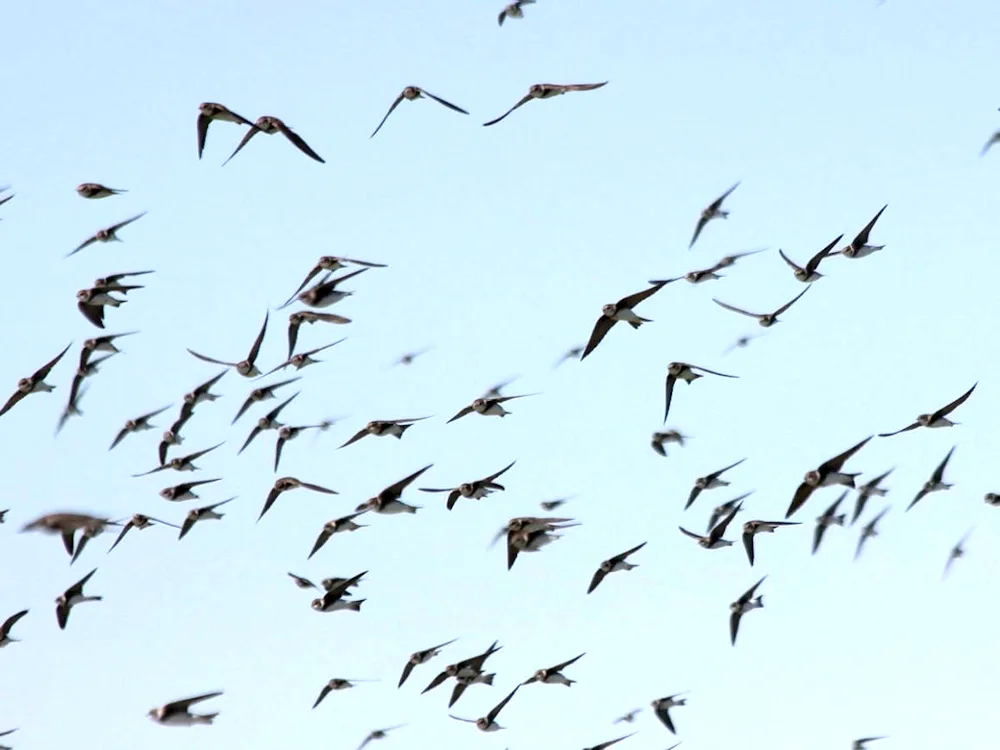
[67, 212, 148, 258]
[55, 568, 102, 630]
[148, 691, 223, 726]
[259, 476, 337, 522]
[355, 464, 432, 515]
[729, 576, 766, 645]
[449, 684, 520, 732]
[554, 345, 584, 368]
[838, 205, 888, 259]
[483, 82, 608, 127]
[284, 257, 386, 306]
[109, 405, 171, 450]
[187, 312, 269, 377]
[855, 506, 889, 561]
[447, 393, 535, 423]
[133, 442, 224, 477]
[308, 512, 369, 559]
[587, 542, 646, 594]
[287, 311, 351, 359]
[231, 377, 300, 424]
[238, 392, 299, 454]
[523, 652, 585, 686]
[712, 287, 810, 327]
[107, 514, 179, 553]
[311, 571, 368, 613]
[262, 339, 346, 377]
[689, 182, 739, 249]
[420, 460, 516, 510]
[943, 528, 972, 580]
[907, 446, 956, 511]
[707, 492, 751, 532]
[812, 491, 848, 555]
[370, 86, 469, 138]
[398, 638, 458, 688]
[339, 417, 430, 448]
[851, 469, 893, 525]
[742, 519, 800, 566]
[777, 234, 842, 283]
[685, 458, 746, 509]
[651, 429, 687, 457]
[583, 733, 636, 750]
[651, 694, 687, 734]
[197, 101, 256, 158]
[853, 737, 886, 750]
[613, 709, 642, 724]
[223, 115, 325, 165]
[80, 330, 139, 369]
[357, 725, 407, 750]
[498, 0, 535, 25]
[422, 640, 502, 695]
[503, 516, 578, 570]
[287, 573, 316, 590]
[392, 348, 432, 367]
[785, 436, 872, 518]
[878, 383, 977, 437]
[76, 183, 127, 199]
[76, 285, 136, 329]
[285, 268, 369, 310]
[679, 501, 742, 549]
[0, 609, 28, 648]
[274, 421, 333, 472]
[581, 279, 674, 360]
[981, 129, 1000, 156]
[0, 343, 71, 418]
[663, 362, 738, 422]
[312, 678, 378, 708]
[178, 498, 234, 540]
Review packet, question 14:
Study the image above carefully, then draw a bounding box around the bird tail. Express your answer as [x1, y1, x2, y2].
[347, 599, 366, 611]
[198, 713, 218, 725]
[395, 424, 412, 438]
[834, 514, 846, 526]
[627, 316, 652, 330]
[754, 595, 763, 608]
[844, 473, 860, 488]
[481, 672, 495, 685]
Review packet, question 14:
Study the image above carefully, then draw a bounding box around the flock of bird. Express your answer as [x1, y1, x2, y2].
[1, 3, 997, 750]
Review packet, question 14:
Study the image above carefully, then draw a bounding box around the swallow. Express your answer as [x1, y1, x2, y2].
[393, 348, 432, 367]
[685, 458, 746, 509]
[75, 183, 128, 201]
[581, 279, 674, 360]
[92, 270, 154, 291]
[76, 287, 131, 329]
[309, 512, 369, 558]
[450, 684, 519, 732]
[447, 393, 535, 422]
[134, 442, 223, 476]
[187, 312, 269, 378]
[159, 478, 222, 502]
[878, 383, 977, 437]
[583, 733, 636, 750]
[680, 501, 742, 549]
[321, 576, 364, 593]
[259, 476, 337, 521]
[981, 129, 1000, 156]
[555, 345, 583, 367]
[64, 351, 116, 414]
[985, 492, 1000, 507]
[839, 205, 888, 259]
[0, 509, 6, 523]
[943, 528, 972, 580]
[812, 491, 847, 555]
[422, 640, 502, 694]
[157, 414, 192, 466]
[651, 429, 687, 457]
[613, 709, 641, 724]
[853, 738, 886, 750]
[223, 115, 324, 165]
[274, 421, 332, 472]
[651, 693, 687, 734]
[311, 571, 367, 613]
[285, 257, 386, 305]
[712, 287, 810, 328]
[312, 678, 378, 708]
[713, 247, 767, 268]
[682, 264, 726, 283]
[0, 728, 16, 750]
[483, 82, 608, 127]
[178, 497, 234, 540]
[55, 568, 102, 630]
[179, 370, 228, 419]
[21, 512, 113, 556]
[450, 669, 494, 707]
[287, 311, 351, 358]
[663, 362, 738, 422]
[498, 0, 535, 25]
[0, 343, 72, 418]
[587, 542, 646, 594]
[855, 506, 889, 561]
[262, 339, 346, 377]
[502, 516, 578, 569]
[285, 267, 369, 310]
[707, 492, 751, 532]
[197, 101, 257, 158]
[479, 377, 520, 400]
[777, 234, 842, 282]
[107, 514, 180, 553]
[785, 436, 872, 518]
[523, 652, 585, 686]
[0, 190, 13, 209]
[55, 374, 90, 435]
[339, 417, 430, 448]
[238, 392, 299, 454]
[69, 517, 122, 565]
[370, 86, 469, 138]
[398, 638, 458, 687]
[851, 469, 893, 525]
[742, 520, 800, 565]
[540, 498, 570, 511]
[79, 330, 138, 370]
[729, 576, 766, 646]
[148, 691, 223, 726]
[908, 446, 956, 511]
[355, 464, 432, 515]
[420, 460, 516, 510]
[723, 332, 762, 355]
[67, 212, 147, 258]
[357, 727, 407, 750]
[689, 182, 740, 249]
[287, 573, 316, 590]
[231, 377, 300, 424]
[0, 610, 28, 647]
[107, 405, 168, 450]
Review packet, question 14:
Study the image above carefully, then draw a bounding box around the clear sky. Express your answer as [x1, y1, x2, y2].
[2, 1, 999, 748]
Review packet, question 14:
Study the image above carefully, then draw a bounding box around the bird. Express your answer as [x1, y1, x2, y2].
[287, 573, 316, 590]
[76, 285, 136, 329]
[422, 640, 502, 695]
[679, 501, 742, 549]
[449, 684, 520, 732]
[339, 417, 430, 448]
[0, 729, 16, 750]
[582, 733, 636, 750]
[502, 516, 578, 569]
[21, 512, 114, 557]
[907, 446, 956, 511]
[79, 330, 140, 368]
[741, 520, 800, 565]
[851, 469, 893, 525]
[148, 691, 223, 726]
[0, 343, 72, 418]
[878, 383, 977, 437]
[981, 129, 1000, 156]
[67, 212, 148, 258]
[392, 348, 432, 367]
[651, 693, 687, 734]
[498, 0, 535, 26]
[581, 279, 674, 360]
[663, 362, 738, 422]
[355, 464, 433, 515]
[76, 182, 127, 199]
[855, 506, 890, 561]
[678, 248, 764, 283]
[943, 528, 972, 580]
[310, 571, 367, 613]
[261, 339, 346, 377]
[785, 436, 872, 518]
[689, 182, 740, 249]
[107, 514, 179, 553]
[483, 82, 608, 127]
[223, 115, 325, 165]
[838, 205, 888, 258]
[419, 460, 516, 510]
[287, 311, 351, 358]
[187, 312, 269, 378]
[554, 345, 584, 368]
[812, 491, 848, 555]
[398, 638, 458, 688]
[55, 568, 102, 630]
[0, 609, 28, 648]
[284, 257, 387, 306]
[777, 234, 843, 282]
[729, 576, 766, 645]
[238, 392, 300, 454]
[178, 498, 235, 540]
[231, 377, 301, 424]
[853, 737, 887, 750]
[109, 405, 171, 450]
[274, 421, 333, 472]
[613, 709, 642, 724]
[259, 476, 338, 521]
[196, 101, 256, 158]
[133, 442, 224, 476]
[587, 542, 646, 594]
[357, 725, 407, 750]
[651, 429, 687, 457]
[711, 287, 810, 327]
[447, 393, 535, 423]
[308, 512, 369, 558]
[284, 267, 369, 310]
[723, 332, 763, 355]
[707, 492, 752, 532]
[685, 458, 747, 509]
[312, 678, 377, 708]
[370, 86, 469, 138]
[523, 652, 585, 686]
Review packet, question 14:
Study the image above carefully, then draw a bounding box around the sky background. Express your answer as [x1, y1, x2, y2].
[2, 1, 999, 748]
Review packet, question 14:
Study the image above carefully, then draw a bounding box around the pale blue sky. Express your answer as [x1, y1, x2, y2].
[2, 1, 999, 748]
